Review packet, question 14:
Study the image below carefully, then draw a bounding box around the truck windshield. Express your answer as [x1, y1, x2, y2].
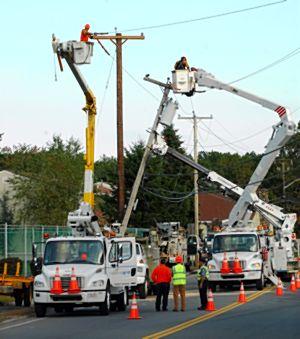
[44, 240, 104, 265]
[213, 234, 258, 253]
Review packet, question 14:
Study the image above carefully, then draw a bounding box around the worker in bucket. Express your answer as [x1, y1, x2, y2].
[172, 256, 187, 312]
[197, 258, 209, 310]
[174, 56, 190, 71]
[151, 257, 172, 311]
[80, 23, 92, 42]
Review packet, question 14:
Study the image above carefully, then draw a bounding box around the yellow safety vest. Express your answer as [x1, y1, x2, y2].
[172, 264, 186, 285]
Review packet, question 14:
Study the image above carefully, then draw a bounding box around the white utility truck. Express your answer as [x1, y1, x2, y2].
[32, 37, 137, 317]
[139, 68, 297, 290]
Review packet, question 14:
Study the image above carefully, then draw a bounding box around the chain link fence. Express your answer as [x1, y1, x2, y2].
[0, 224, 71, 277]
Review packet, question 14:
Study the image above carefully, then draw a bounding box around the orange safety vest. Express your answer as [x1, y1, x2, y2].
[80, 29, 89, 42]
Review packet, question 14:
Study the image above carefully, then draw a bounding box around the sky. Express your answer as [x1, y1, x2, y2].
[1, 0, 300, 160]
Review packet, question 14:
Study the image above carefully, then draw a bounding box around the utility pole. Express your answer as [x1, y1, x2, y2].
[178, 113, 213, 238]
[92, 33, 144, 220]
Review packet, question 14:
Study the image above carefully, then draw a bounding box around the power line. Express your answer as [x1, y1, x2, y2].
[230, 46, 300, 84]
[113, 1, 286, 33]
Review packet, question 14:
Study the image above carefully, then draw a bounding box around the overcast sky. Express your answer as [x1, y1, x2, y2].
[1, 0, 299, 159]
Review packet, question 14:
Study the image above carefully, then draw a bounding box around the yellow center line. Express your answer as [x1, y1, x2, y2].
[143, 286, 274, 339]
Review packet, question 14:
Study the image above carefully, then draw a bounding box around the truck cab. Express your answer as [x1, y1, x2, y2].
[33, 236, 137, 317]
[208, 231, 264, 291]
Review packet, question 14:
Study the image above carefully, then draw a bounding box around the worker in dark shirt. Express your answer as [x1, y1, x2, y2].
[197, 259, 209, 310]
[174, 56, 190, 70]
[151, 258, 172, 311]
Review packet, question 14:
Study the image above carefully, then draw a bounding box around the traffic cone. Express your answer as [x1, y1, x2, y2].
[68, 267, 81, 294]
[276, 278, 283, 296]
[289, 274, 297, 292]
[295, 272, 300, 289]
[205, 289, 216, 311]
[128, 292, 141, 319]
[238, 282, 247, 303]
[220, 252, 230, 274]
[50, 266, 63, 294]
[233, 252, 242, 274]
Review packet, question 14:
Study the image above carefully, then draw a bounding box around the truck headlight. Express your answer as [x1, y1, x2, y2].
[208, 264, 216, 270]
[251, 263, 261, 269]
[92, 280, 105, 287]
[34, 281, 45, 288]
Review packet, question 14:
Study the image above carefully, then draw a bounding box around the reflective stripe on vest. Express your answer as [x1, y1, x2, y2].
[197, 266, 209, 280]
[172, 264, 186, 285]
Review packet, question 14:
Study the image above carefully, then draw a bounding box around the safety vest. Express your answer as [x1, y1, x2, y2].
[172, 264, 186, 285]
[197, 265, 209, 280]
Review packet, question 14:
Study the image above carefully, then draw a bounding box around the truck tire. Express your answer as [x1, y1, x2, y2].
[256, 274, 264, 291]
[13, 289, 23, 307]
[23, 286, 32, 307]
[117, 291, 127, 311]
[34, 303, 47, 318]
[99, 285, 110, 316]
[137, 280, 147, 299]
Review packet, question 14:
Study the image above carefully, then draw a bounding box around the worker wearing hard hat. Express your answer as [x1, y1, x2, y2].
[80, 24, 92, 42]
[172, 256, 187, 312]
[197, 258, 209, 310]
[151, 258, 172, 311]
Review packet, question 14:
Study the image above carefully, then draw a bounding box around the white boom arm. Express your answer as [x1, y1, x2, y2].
[172, 69, 297, 227]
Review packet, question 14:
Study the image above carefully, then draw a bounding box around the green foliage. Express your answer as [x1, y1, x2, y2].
[0, 193, 13, 224]
[1, 136, 84, 225]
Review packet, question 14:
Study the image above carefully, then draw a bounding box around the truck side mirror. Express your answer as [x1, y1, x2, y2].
[118, 244, 123, 263]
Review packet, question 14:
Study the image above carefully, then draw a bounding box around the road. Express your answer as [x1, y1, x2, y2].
[0, 276, 299, 339]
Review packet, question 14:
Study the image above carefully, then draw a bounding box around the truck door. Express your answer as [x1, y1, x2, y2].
[106, 237, 137, 287]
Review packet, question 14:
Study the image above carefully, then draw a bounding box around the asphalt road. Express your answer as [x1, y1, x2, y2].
[0, 276, 298, 339]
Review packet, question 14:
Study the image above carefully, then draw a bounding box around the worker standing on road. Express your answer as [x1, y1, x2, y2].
[80, 24, 92, 42]
[172, 256, 186, 312]
[197, 259, 209, 310]
[151, 258, 172, 311]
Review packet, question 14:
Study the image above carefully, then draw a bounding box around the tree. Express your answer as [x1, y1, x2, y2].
[3, 136, 84, 225]
[0, 193, 13, 224]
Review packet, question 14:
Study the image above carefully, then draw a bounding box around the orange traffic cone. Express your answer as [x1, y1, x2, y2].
[289, 274, 297, 292]
[128, 292, 141, 319]
[220, 252, 230, 274]
[276, 278, 283, 296]
[295, 272, 300, 289]
[68, 267, 81, 294]
[238, 282, 247, 303]
[50, 266, 63, 294]
[206, 289, 216, 311]
[233, 253, 242, 274]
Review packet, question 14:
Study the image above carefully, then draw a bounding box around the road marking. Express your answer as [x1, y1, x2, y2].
[0, 318, 44, 332]
[143, 286, 273, 339]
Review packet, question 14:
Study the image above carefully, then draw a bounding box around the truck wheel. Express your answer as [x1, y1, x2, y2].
[256, 274, 264, 291]
[99, 286, 110, 316]
[117, 291, 127, 312]
[34, 303, 47, 318]
[137, 280, 147, 299]
[23, 286, 32, 307]
[13, 289, 23, 307]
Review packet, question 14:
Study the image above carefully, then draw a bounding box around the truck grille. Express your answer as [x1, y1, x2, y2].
[51, 276, 83, 290]
[228, 260, 246, 270]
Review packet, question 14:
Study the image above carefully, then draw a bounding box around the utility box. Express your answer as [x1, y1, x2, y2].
[160, 98, 178, 126]
[172, 70, 195, 93]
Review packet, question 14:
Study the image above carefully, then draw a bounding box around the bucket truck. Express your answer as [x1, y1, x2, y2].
[32, 37, 137, 317]
[152, 68, 298, 289]
[132, 69, 297, 290]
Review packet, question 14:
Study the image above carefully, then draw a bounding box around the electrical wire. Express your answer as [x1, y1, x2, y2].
[111, 1, 286, 33]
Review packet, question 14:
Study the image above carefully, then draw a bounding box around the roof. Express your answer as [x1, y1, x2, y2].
[198, 192, 235, 221]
